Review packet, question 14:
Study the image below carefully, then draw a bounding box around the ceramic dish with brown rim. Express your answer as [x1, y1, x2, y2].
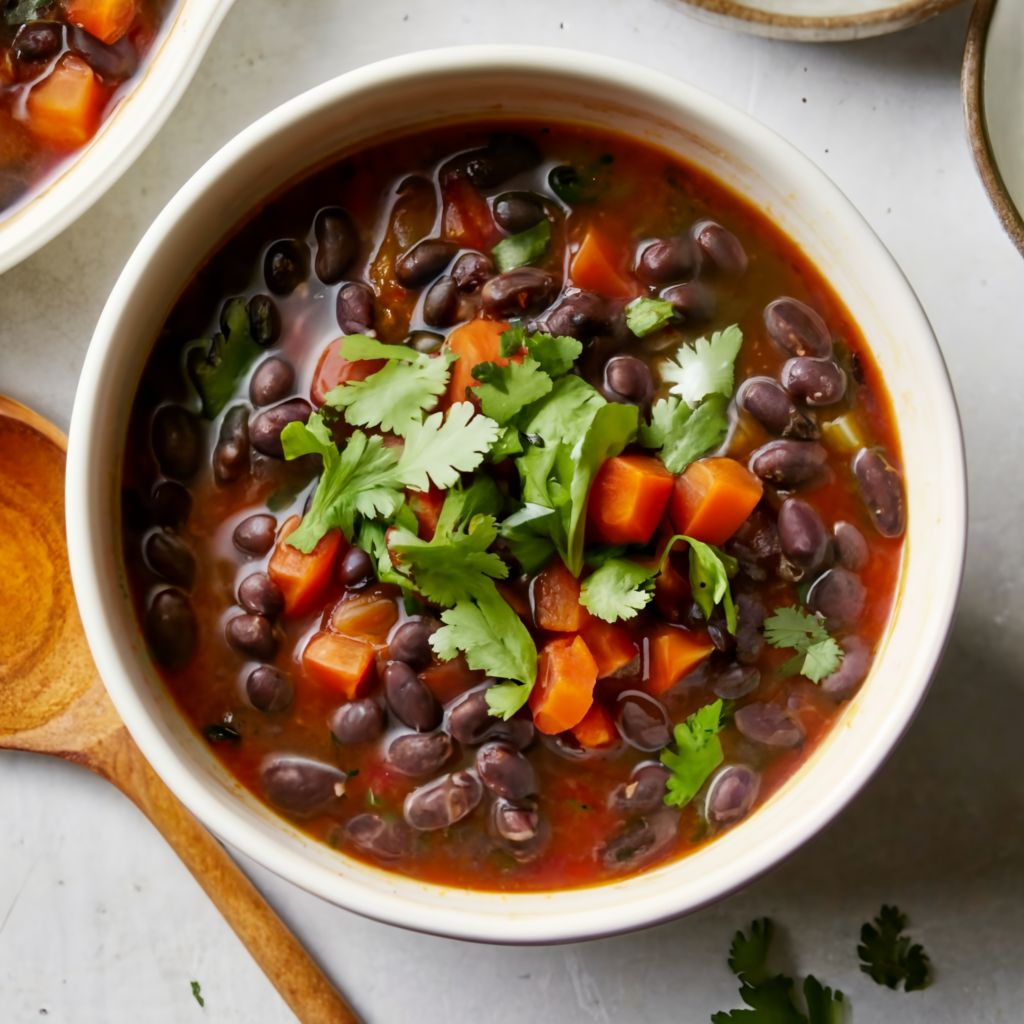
[677, 0, 963, 41]
[963, 0, 1024, 255]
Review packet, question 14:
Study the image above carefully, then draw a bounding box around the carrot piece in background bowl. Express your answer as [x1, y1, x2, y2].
[26, 55, 105, 149]
[66, 0, 138, 44]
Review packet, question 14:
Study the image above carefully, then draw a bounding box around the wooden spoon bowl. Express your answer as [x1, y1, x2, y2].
[0, 397, 359, 1024]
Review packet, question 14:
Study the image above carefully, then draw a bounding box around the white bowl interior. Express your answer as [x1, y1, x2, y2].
[68, 48, 965, 943]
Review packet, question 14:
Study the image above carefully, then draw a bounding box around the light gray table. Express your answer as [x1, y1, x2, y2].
[2, 1, 1022, 1021]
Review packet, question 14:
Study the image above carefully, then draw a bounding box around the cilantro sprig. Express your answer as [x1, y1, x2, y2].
[662, 324, 744, 408]
[626, 296, 675, 337]
[661, 699, 726, 808]
[187, 298, 262, 418]
[763, 607, 844, 683]
[492, 219, 551, 272]
[857, 906, 931, 992]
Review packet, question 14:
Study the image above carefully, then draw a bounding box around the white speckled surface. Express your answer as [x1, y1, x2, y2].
[1, 1, 1022, 1021]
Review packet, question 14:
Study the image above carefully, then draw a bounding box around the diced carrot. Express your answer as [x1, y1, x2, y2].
[533, 560, 590, 633]
[268, 515, 343, 618]
[529, 635, 598, 735]
[65, 0, 138, 44]
[408, 486, 445, 540]
[302, 631, 376, 699]
[669, 457, 764, 546]
[496, 581, 531, 622]
[330, 593, 398, 645]
[442, 177, 499, 250]
[444, 319, 511, 404]
[419, 656, 481, 704]
[581, 619, 638, 678]
[646, 625, 715, 697]
[587, 454, 674, 545]
[571, 702, 618, 749]
[311, 338, 385, 406]
[569, 228, 635, 299]
[25, 55, 105, 149]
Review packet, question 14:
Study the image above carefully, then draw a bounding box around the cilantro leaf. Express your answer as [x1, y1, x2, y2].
[626, 296, 675, 337]
[728, 918, 773, 984]
[686, 536, 738, 634]
[763, 607, 844, 684]
[190, 980, 205, 1008]
[519, 373, 607, 445]
[395, 402, 500, 491]
[579, 558, 655, 622]
[802, 977, 846, 1024]
[325, 336, 454, 436]
[660, 699, 725, 807]
[355, 520, 414, 591]
[492, 219, 551, 272]
[489, 425, 525, 461]
[471, 357, 553, 424]
[499, 502, 558, 574]
[187, 298, 261, 418]
[857, 906, 931, 992]
[485, 679, 532, 720]
[433, 477, 504, 538]
[640, 393, 730, 473]
[662, 324, 744, 408]
[517, 328, 584, 377]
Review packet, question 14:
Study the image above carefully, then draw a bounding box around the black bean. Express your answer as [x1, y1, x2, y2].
[313, 207, 358, 284]
[492, 191, 545, 233]
[734, 703, 804, 748]
[764, 297, 831, 358]
[782, 357, 846, 406]
[233, 513, 277, 556]
[403, 770, 483, 830]
[491, 799, 540, 844]
[853, 448, 905, 538]
[263, 239, 309, 295]
[213, 405, 250, 485]
[260, 755, 348, 817]
[636, 236, 697, 284]
[694, 220, 747, 276]
[662, 281, 715, 322]
[151, 405, 201, 480]
[727, 514, 781, 584]
[336, 282, 376, 334]
[706, 765, 760, 826]
[145, 589, 196, 668]
[476, 742, 536, 800]
[246, 665, 294, 712]
[383, 660, 441, 731]
[395, 239, 457, 288]
[410, 331, 444, 354]
[387, 732, 453, 778]
[339, 546, 375, 588]
[602, 355, 653, 409]
[13, 22, 62, 62]
[820, 636, 871, 701]
[150, 480, 192, 527]
[238, 572, 284, 619]
[608, 763, 670, 814]
[712, 663, 761, 700]
[342, 813, 411, 861]
[540, 289, 612, 341]
[460, 134, 540, 189]
[144, 529, 196, 589]
[735, 592, 767, 665]
[422, 276, 459, 327]
[247, 294, 281, 346]
[225, 613, 278, 660]
[66, 24, 137, 81]
[615, 692, 672, 751]
[388, 618, 439, 669]
[249, 398, 312, 459]
[738, 377, 818, 440]
[451, 251, 493, 293]
[601, 811, 678, 871]
[834, 521, 869, 571]
[749, 439, 828, 489]
[777, 498, 830, 571]
[480, 268, 558, 317]
[807, 567, 865, 630]
[249, 358, 294, 407]
[329, 698, 385, 744]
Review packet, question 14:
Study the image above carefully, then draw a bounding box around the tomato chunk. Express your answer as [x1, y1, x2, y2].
[310, 338, 385, 406]
[530, 635, 598, 735]
[587, 454, 674, 545]
[26, 55, 105, 149]
[302, 631, 376, 699]
[581, 619, 639, 678]
[571, 702, 618, 749]
[533, 559, 590, 633]
[442, 177, 499, 250]
[267, 516, 343, 617]
[669, 457, 764, 546]
[647, 625, 715, 696]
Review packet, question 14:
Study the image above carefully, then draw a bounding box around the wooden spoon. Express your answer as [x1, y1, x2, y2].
[0, 397, 360, 1024]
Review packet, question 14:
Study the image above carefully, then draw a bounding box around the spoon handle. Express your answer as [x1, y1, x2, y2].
[95, 728, 361, 1024]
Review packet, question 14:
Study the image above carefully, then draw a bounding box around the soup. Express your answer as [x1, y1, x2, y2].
[121, 122, 905, 891]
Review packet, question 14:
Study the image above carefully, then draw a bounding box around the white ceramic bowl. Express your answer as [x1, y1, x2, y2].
[67, 46, 966, 944]
[0, 0, 236, 276]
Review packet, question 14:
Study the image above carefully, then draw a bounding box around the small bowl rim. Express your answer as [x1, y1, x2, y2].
[66, 45, 967, 944]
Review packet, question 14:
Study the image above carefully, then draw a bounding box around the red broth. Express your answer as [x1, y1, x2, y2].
[121, 122, 904, 891]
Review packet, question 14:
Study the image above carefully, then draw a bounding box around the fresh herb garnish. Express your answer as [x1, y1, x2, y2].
[857, 906, 931, 992]
[471, 358, 553, 424]
[639, 393, 730, 474]
[190, 980, 205, 1009]
[492, 219, 551, 272]
[547, 161, 610, 205]
[661, 324, 744, 408]
[661, 699, 725, 808]
[186, 298, 262, 418]
[501, 323, 583, 377]
[4, 0, 53, 26]
[763, 606, 844, 683]
[626, 296, 675, 338]
[686, 536, 738, 634]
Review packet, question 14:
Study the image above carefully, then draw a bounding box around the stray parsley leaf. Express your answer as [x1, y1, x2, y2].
[394, 402, 500, 491]
[187, 298, 261, 418]
[626, 296, 675, 338]
[190, 980, 205, 1009]
[519, 331, 583, 378]
[763, 606, 844, 684]
[579, 557, 655, 622]
[640, 393, 730, 474]
[857, 906, 931, 992]
[661, 699, 725, 808]
[472, 357, 553, 424]
[686, 536, 738, 634]
[492, 219, 551, 272]
[661, 324, 744, 408]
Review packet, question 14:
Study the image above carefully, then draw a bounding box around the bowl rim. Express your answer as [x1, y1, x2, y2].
[0, 0, 237, 276]
[67, 44, 967, 944]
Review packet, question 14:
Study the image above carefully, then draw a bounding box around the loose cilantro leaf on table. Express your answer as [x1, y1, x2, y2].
[661, 699, 725, 808]
[187, 298, 261, 418]
[687, 536, 739, 634]
[662, 324, 744, 408]
[640, 393, 730, 474]
[626, 296, 675, 338]
[857, 906, 931, 991]
[189, 980, 205, 1009]
[763, 606, 844, 684]
[492, 219, 551, 272]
